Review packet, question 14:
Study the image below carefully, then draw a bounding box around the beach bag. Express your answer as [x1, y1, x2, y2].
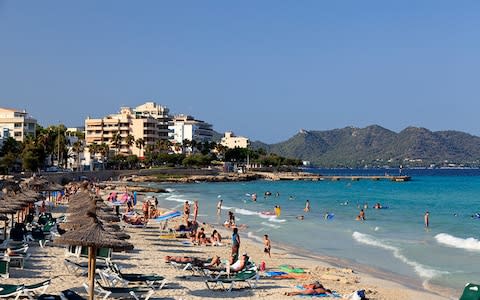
[260, 261, 266, 271]
[460, 283, 480, 300]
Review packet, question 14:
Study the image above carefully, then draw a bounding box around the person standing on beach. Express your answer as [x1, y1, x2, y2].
[231, 227, 240, 262]
[264, 234, 271, 258]
[424, 211, 430, 228]
[304, 200, 310, 212]
[217, 199, 223, 215]
[193, 200, 199, 224]
[183, 201, 190, 224]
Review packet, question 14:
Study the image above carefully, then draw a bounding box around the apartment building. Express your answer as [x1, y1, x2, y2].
[85, 102, 172, 161]
[0, 107, 37, 142]
[220, 131, 250, 149]
[169, 114, 213, 149]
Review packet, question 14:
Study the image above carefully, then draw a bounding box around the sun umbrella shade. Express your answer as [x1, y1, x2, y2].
[55, 220, 133, 250]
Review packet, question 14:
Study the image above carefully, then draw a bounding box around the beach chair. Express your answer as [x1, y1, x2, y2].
[460, 283, 480, 300]
[0, 284, 24, 300]
[79, 246, 112, 262]
[83, 281, 155, 300]
[205, 269, 259, 292]
[23, 279, 51, 300]
[60, 289, 86, 300]
[104, 262, 167, 289]
[63, 258, 107, 276]
[0, 259, 10, 278]
[64, 245, 82, 258]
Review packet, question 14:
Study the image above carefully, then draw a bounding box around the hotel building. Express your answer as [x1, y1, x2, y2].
[169, 114, 214, 151]
[0, 107, 37, 143]
[220, 131, 250, 149]
[84, 102, 172, 161]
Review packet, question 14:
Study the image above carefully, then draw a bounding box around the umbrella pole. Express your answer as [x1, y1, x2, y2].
[88, 246, 97, 300]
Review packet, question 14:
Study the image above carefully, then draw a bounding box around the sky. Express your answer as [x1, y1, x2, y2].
[1, 1, 480, 143]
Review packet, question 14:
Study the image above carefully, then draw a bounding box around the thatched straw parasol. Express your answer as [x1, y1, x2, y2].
[42, 182, 64, 192]
[54, 216, 133, 300]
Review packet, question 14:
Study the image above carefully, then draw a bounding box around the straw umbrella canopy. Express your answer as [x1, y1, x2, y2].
[0, 203, 22, 237]
[54, 215, 133, 300]
[42, 182, 64, 192]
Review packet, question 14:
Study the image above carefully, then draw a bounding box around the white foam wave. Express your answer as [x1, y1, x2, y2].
[268, 217, 286, 223]
[165, 195, 190, 204]
[261, 222, 281, 229]
[352, 232, 446, 279]
[234, 208, 260, 216]
[247, 232, 264, 243]
[221, 205, 233, 210]
[165, 188, 175, 193]
[435, 233, 480, 251]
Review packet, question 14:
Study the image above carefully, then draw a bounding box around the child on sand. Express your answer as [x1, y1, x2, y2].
[264, 234, 271, 258]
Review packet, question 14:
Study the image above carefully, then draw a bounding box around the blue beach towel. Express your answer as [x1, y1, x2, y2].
[265, 271, 288, 277]
[154, 211, 181, 222]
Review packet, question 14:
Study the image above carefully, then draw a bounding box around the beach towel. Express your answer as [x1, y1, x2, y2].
[154, 211, 181, 222]
[265, 271, 287, 277]
[280, 265, 305, 274]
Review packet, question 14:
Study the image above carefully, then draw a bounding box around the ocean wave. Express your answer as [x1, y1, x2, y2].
[165, 195, 190, 204]
[235, 208, 259, 216]
[435, 233, 480, 251]
[352, 232, 446, 279]
[268, 217, 286, 223]
[261, 222, 281, 229]
[247, 231, 264, 243]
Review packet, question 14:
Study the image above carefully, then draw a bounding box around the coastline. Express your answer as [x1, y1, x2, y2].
[2, 185, 455, 300]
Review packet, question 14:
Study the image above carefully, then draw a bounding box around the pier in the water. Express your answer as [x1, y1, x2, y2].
[253, 172, 411, 182]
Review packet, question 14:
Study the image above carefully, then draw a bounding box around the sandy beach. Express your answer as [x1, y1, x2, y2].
[1, 186, 453, 300]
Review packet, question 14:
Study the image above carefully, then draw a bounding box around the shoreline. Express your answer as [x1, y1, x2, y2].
[217, 220, 453, 299]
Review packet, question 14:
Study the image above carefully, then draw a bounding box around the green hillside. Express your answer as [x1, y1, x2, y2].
[251, 125, 480, 167]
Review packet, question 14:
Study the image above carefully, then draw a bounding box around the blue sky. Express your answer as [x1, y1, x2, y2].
[1, 1, 479, 143]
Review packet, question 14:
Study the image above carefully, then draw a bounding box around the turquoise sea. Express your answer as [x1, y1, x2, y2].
[141, 169, 480, 297]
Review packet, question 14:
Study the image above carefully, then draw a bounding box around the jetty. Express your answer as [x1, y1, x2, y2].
[252, 172, 411, 182]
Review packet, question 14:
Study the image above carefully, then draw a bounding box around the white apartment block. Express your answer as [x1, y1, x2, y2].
[169, 114, 213, 147]
[0, 107, 37, 142]
[84, 102, 172, 162]
[221, 131, 250, 149]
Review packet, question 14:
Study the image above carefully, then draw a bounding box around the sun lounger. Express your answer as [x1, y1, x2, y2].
[23, 279, 51, 300]
[105, 262, 167, 289]
[99, 271, 167, 290]
[64, 258, 107, 276]
[83, 281, 155, 300]
[0, 284, 24, 300]
[0, 259, 9, 278]
[60, 289, 86, 300]
[205, 269, 259, 292]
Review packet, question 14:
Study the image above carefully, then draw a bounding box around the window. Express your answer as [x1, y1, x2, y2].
[14, 123, 22, 128]
[14, 132, 22, 137]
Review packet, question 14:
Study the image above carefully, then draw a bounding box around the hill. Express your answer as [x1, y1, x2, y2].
[250, 125, 480, 168]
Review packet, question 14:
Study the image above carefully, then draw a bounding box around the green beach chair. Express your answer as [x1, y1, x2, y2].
[205, 269, 259, 292]
[460, 283, 480, 300]
[23, 279, 51, 300]
[0, 284, 24, 300]
[83, 281, 155, 300]
[0, 259, 9, 278]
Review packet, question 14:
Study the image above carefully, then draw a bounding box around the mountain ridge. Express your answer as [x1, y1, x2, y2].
[249, 125, 480, 167]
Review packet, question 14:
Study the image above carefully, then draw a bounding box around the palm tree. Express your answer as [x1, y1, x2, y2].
[125, 134, 135, 154]
[72, 141, 84, 171]
[155, 139, 171, 153]
[135, 138, 145, 157]
[111, 132, 122, 155]
[98, 143, 110, 169]
[88, 143, 99, 170]
[182, 139, 191, 154]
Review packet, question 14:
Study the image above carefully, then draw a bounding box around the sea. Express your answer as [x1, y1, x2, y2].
[137, 168, 480, 297]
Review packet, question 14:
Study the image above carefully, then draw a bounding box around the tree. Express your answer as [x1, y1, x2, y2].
[111, 132, 122, 155]
[125, 134, 135, 154]
[135, 138, 145, 157]
[72, 141, 84, 171]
